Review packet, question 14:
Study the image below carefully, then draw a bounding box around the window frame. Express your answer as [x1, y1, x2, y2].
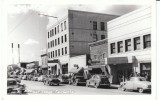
[143, 34, 151, 49]
[117, 41, 123, 53]
[110, 43, 116, 54]
[100, 22, 105, 31]
[134, 36, 141, 50]
[93, 21, 97, 30]
[125, 39, 131, 52]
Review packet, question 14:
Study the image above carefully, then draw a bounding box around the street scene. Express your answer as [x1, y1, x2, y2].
[7, 4, 151, 95]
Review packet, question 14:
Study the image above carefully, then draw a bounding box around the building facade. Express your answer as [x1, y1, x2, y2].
[89, 39, 108, 65]
[107, 7, 151, 84]
[47, 10, 118, 75]
[40, 54, 48, 75]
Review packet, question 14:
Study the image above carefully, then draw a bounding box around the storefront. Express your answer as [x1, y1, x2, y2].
[48, 59, 62, 76]
[62, 63, 68, 74]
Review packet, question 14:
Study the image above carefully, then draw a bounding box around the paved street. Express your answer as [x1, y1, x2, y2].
[21, 80, 150, 95]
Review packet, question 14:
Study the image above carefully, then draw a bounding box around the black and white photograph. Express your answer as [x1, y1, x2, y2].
[0, 0, 157, 100]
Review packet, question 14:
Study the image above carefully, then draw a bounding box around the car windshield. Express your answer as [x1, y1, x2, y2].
[139, 78, 146, 81]
[7, 80, 17, 86]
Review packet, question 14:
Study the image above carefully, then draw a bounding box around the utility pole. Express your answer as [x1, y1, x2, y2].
[18, 44, 20, 63]
[11, 43, 14, 64]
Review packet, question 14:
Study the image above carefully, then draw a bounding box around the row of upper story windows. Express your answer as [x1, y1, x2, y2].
[48, 21, 67, 38]
[48, 34, 67, 48]
[110, 34, 151, 54]
[93, 21, 105, 30]
[48, 47, 68, 58]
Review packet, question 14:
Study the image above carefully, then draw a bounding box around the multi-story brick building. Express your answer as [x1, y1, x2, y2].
[47, 10, 118, 75]
[107, 6, 151, 84]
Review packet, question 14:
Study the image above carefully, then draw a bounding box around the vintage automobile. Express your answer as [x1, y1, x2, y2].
[9, 75, 21, 83]
[58, 74, 69, 84]
[7, 78, 26, 94]
[120, 77, 151, 93]
[86, 74, 110, 88]
[38, 75, 48, 82]
[22, 75, 27, 80]
[27, 75, 33, 80]
[69, 73, 87, 86]
[31, 76, 38, 81]
[43, 75, 60, 86]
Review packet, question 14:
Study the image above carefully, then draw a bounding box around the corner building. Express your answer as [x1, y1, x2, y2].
[47, 10, 118, 75]
[107, 7, 151, 84]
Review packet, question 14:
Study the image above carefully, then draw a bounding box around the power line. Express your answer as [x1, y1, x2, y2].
[8, 11, 35, 35]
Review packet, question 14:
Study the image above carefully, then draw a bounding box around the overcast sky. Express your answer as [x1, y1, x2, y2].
[7, 4, 143, 64]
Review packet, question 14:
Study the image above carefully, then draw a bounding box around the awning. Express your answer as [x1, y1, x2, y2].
[108, 57, 129, 64]
[48, 63, 57, 67]
[85, 65, 106, 70]
[25, 69, 34, 73]
[69, 67, 83, 73]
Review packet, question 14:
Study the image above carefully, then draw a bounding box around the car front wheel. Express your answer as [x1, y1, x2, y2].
[138, 88, 144, 93]
[122, 87, 126, 91]
[94, 83, 99, 88]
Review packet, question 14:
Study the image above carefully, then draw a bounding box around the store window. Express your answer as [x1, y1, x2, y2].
[111, 43, 116, 54]
[134, 37, 140, 50]
[117, 41, 123, 53]
[143, 34, 151, 49]
[125, 39, 131, 52]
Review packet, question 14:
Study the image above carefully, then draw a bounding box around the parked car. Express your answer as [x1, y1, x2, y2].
[7, 78, 26, 94]
[120, 77, 151, 93]
[31, 76, 38, 81]
[22, 75, 27, 80]
[69, 73, 86, 86]
[9, 75, 21, 83]
[27, 75, 33, 80]
[58, 74, 69, 84]
[43, 75, 60, 86]
[38, 75, 48, 82]
[86, 74, 110, 88]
